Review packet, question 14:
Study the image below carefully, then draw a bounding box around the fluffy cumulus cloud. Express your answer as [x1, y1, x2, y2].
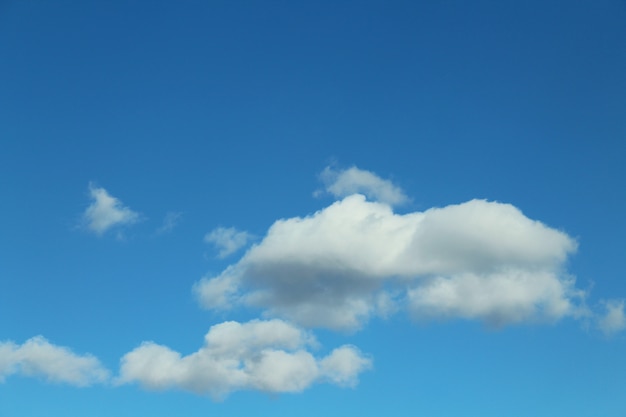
[196, 168, 585, 331]
[117, 319, 371, 399]
[319, 166, 409, 206]
[205, 226, 253, 258]
[83, 183, 140, 235]
[0, 336, 109, 386]
[408, 270, 578, 325]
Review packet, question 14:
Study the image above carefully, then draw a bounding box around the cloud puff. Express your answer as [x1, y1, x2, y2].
[117, 319, 371, 399]
[156, 211, 182, 234]
[598, 300, 626, 336]
[319, 166, 409, 206]
[408, 270, 579, 326]
[205, 227, 253, 258]
[0, 336, 110, 386]
[83, 184, 140, 235]
[195, 193, 582, 331]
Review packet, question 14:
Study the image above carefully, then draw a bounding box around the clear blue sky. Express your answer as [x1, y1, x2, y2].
[1, 1, 625, 415]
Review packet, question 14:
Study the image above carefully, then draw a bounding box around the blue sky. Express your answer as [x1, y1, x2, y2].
[1, 0, 625, 415]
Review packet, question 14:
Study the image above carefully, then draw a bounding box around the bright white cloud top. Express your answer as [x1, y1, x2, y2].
[0, 336, 109, 386]
[82, 184, 140, 235]
[205, 226, 253, 258]
[196, 167, 586, 331]
[118, 319, 371, 399]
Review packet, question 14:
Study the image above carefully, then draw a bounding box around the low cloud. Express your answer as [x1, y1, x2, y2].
[82, 184, 140, 236]
[319, 166, 409, 206]
[195, 192, 583, 331]
[205, 227, 253, 258]
[0, 336, 109, 386]
[408, 270, 581, 326]
[117, 319, 371, 399]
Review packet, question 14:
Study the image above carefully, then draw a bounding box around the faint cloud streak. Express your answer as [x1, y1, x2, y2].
[156, 211, 182, 235]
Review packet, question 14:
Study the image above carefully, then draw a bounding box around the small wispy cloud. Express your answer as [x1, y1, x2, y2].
[598, 299, 626, 336]
[82, 183, 140, 236]
[318, 166, 409, 206]
[205, 227, 253, 258]
[156, 212, 182, 235]
[0, 336, 109, 386]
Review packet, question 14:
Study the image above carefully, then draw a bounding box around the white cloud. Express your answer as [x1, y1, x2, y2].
[156, 211, 182, 234]
[0, 336, 110, 386]
[598, 299, 626, 336]
[320, 345, 373, 387]
[117, 319, 371, 399]
[408, 270, 581, 326]
[83, 183, 140, 235]
[195, 193, 581, 331]
[319, 166, 409, 206]
[205, 227, 253, 258]
[193, 266, 241, 310]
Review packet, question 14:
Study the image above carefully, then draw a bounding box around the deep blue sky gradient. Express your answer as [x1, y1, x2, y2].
[1, 1, 625, 415]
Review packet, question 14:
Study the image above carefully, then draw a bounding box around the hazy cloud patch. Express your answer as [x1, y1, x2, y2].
[318, 166, 409, 206]
[598, 299, 626, 336]
[205, 227, 253, 258]
[156, 211, 182, 234]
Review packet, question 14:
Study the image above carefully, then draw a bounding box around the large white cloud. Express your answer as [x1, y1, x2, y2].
[83, 183, 140, 235]
[195, 185, 582, 330]
[0, 336, 110, 386]
[117, 319, 371, 399]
